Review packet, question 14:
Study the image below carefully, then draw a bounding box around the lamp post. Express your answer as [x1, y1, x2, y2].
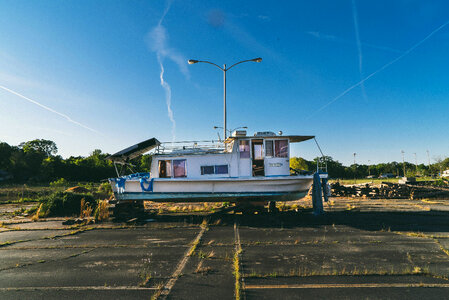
[401, 150, 406, 177]
[414, 153, 418, 176]
[353, 153, 357, 184]
[368, 159, 371, 177]
[188, 58, 262, 139]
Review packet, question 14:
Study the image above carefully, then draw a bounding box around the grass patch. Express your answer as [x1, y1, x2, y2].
[197, 250, 207, 259]
[194, 260, 212, 275]
[245, 265, 430, 278]
[187, 219, 208, 257]
[233, 247, 242, 300]
[138, 257, 152, 287]
[435, 240, 449, 257]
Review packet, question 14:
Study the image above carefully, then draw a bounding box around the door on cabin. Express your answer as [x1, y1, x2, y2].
[251, 139, 265, 176]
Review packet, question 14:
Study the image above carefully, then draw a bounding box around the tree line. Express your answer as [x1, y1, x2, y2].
[0, 139, 150, 183]
[290, 156, 449, 179]
[0, 139, 448, 183]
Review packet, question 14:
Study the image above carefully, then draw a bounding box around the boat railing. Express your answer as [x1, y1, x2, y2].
[155, 140, 227, 155]
[313, 137, 328, 174]
[316, 156, 328, 174]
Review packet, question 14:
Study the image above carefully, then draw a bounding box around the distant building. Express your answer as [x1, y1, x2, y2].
[442, 170, 449, 178]
[379, 173, 395, 178]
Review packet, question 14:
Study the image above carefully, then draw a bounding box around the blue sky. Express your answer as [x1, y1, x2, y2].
[0, 0, 448, 166]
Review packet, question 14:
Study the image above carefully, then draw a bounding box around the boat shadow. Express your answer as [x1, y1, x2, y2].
[144, 208, 449, 234]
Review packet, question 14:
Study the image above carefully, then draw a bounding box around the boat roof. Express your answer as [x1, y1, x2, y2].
[225, 135, 315, 143]
[107, 137, 161, 162]
[107, 134, 315, 161]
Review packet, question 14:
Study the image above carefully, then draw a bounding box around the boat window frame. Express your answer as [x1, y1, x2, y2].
[158, 160, 172, 178]
[265, 140, 274, 157]
[215, 164, 229, 175]
[173, 159, 187, 178]
[239, 139, 251, 159]
[274, 139, 289, 158]
[158, 158, 187, 178]
[200, 164, 229, 175]
[200, 165, 215, 175]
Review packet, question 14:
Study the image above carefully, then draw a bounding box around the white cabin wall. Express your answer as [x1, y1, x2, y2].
[149, 137, 292, 179]
[151, 153, 239, 179]
[264, 157, 290, 176]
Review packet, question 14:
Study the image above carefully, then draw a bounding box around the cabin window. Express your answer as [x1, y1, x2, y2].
[201, 165, 229, 175]
[173, 159, 187, 178]
[158, 160, 172, 178]
[215, 165, 228, 174]
[239, 140, 250, 158]
[201, 166, 214, 175]
[265, 140, 273, 157]
[275, 140, 288, 158]
[159, 159, 186, 178]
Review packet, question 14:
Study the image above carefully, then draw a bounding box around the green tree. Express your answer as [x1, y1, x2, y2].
[0, 142, 13, 170]
[290, 157, 310, 171]
[19, 139, 57, 157]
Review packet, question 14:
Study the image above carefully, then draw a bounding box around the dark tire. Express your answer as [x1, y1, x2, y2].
[268, 201, 279, 213]
[112, 201, 145, 221]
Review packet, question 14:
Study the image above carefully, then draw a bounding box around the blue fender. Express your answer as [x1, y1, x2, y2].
[114, 177, 126, 194]
[312, 172, 324, 215]
[140, 177, 154, 192]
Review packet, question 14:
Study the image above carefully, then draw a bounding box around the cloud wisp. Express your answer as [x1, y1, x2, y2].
[0, 85, 100, 134]
[307, 18, 449, 119]
[351, 0, 368, 102]
[147, 1, 188, 141]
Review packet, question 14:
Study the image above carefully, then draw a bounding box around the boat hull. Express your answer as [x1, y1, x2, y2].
[113, 191, 308, 202]
[110, 175, 313, 203]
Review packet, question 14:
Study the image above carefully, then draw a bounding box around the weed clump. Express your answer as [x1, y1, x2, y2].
[94, 200, 110, 221]
[38, 191, 96, 217]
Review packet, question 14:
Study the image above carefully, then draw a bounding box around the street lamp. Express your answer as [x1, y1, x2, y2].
[401, 150, 406, 177]
[353, 153, 357, 184]
[414, 153, 418, 176]
[188, 58, 262, 139]
[368, 159, 371, 177]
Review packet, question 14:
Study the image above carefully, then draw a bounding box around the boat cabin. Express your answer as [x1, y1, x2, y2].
[150, 131, 314, 179]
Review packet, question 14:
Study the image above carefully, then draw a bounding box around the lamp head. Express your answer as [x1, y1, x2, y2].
[188, 59, 198, 64]
[252, 57, 262, 63]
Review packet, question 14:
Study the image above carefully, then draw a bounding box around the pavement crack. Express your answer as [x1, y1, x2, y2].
[435, 239, 449, 257]
[157, 218, 208, 300]
[0, 226, 95, 249]
[0, 248, 95, 272]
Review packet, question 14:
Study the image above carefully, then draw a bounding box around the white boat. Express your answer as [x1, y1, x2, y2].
[108, 130, 327, 204]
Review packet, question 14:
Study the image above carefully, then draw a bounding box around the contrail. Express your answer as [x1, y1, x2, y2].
[351, 0, 368, 102]
[157, 53, 176, 141]
[307, 18, 449, 119]
[148, 0, 187, 142]
[306, 31, 404, 54]
[0, 85, 100, 134]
